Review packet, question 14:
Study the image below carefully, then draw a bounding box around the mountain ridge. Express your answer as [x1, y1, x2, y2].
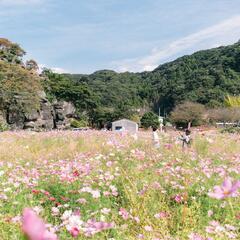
[1, 38, 240, 128]
[63, 41, 240, 114]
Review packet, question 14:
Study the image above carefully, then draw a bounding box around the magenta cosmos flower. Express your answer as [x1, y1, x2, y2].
[208, 178, 240, 200]
[22, 208, 58, 240]
[119, 208, 129, 220]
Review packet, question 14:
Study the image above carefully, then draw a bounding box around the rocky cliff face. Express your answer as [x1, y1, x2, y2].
[1, 92, 76, 130]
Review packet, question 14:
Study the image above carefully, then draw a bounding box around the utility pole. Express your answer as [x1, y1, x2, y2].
[159, 106, 164, 132]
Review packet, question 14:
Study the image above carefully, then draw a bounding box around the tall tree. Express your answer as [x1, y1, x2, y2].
[0, 61, 42, 113]
[0, 38, 25, 64]
[170, 101, 206, 129]
[26, 59, 39, 71]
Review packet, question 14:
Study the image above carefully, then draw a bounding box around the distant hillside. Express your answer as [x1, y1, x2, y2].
[1, 37, 240, 128]
[147, 41, 240, 111]
[65, 41, 240, 114]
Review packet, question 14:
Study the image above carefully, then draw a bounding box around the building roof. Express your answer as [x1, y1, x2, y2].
[112, 119, 137, 124]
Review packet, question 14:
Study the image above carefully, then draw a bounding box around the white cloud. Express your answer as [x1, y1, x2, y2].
[113, 15, 240, 72]
[51, 67, 68, 74]
[0, 0, 43, 6]
[38, 64, 69, 74]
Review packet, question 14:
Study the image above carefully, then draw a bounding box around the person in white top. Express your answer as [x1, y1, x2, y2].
[179, 129, 191, 148]
[160, 122, 164, 133]
[152, 127, 160, 148]
[132, 132, 138, 140]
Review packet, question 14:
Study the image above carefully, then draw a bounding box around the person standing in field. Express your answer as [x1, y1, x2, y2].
[132, 132, 138, 140]
[179, 129, 191, 149]
[152, 127, 160, 148]
[160, 122, 164, 133]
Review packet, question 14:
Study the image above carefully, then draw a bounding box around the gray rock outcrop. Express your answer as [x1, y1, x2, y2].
[7, 108, 25, 129]
[3, 91, 76, 130]
[0, 111, 7, 125]
[53, 101, 75, 129]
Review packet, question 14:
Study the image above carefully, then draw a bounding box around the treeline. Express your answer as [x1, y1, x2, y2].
[58, 41, 240, 126]
[0, 38, 42, 116]
[42, 69, 150, 128]
[1, 38, 240, 128]
[147, 41, 240, 112]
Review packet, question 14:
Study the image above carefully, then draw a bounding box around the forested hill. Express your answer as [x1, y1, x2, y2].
[146, 41, 240, 111]
[1, 37, 240, 128]
[64, 41, 240, 116]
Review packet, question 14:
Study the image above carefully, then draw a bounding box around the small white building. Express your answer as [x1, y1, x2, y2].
[112, 119, 138, 133]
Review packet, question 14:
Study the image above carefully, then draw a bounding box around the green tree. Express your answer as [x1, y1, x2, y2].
[140, 112, 159, 129]
[0, 61, 42, 113]
[0, 38, 25, 64]
[129, 113, 141, 124]
[26, 59, 39, 71]
[170, 101, 206, 129]
[225, 95, 240, 107]
[42, 69, 99, 111]
[88, 107, 114, 128]
[208, 107, 240, 123]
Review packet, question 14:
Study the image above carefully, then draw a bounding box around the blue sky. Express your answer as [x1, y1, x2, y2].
[1, 0, 240, 73]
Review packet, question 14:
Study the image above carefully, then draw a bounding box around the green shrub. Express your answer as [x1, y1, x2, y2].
[140, 111, 159, 129]
[70, 119, 88, 128]
[220, 127, 240, 134]
[0, 121, 9, 132]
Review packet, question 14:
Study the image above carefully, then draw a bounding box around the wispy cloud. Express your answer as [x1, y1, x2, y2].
[113, 15, 240, 72]
[51, 67, 68, 74]
[38, 64, 69, 74]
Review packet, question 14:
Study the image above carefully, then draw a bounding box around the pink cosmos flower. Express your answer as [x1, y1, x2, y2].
[206, 221, 223, 234]
[43, 191, 50, 196]
[208, 178, 240, 199]
[11, 215, 22, 223]
[51, 207, 59, 216]
[188, 233, 212, 240]
[70, 227, 80, 238]
[207, 210, 213, 217]
[164, 144, 173, 150]
[103, 191, 111, 196]
[101, 208, 111, 215]
[173, 194, 184, 203]
[76, 198, 87, 204]
[22, 208, 58, 240]
[154, 211, 169, 219]
[131, 149, 145, 160]
[144, 225, 153, 232]
[119, 208, 129, 220]
[32, 189, 40, 194]
[73, 170, 80, 177]
[84, 219, 114, 236]
[151, 181, 161, 189]
[106, 161, 113, 167]
[133, 216, 140, 223]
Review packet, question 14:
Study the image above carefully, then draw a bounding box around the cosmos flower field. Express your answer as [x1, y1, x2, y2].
[0, 130, 239, 240]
